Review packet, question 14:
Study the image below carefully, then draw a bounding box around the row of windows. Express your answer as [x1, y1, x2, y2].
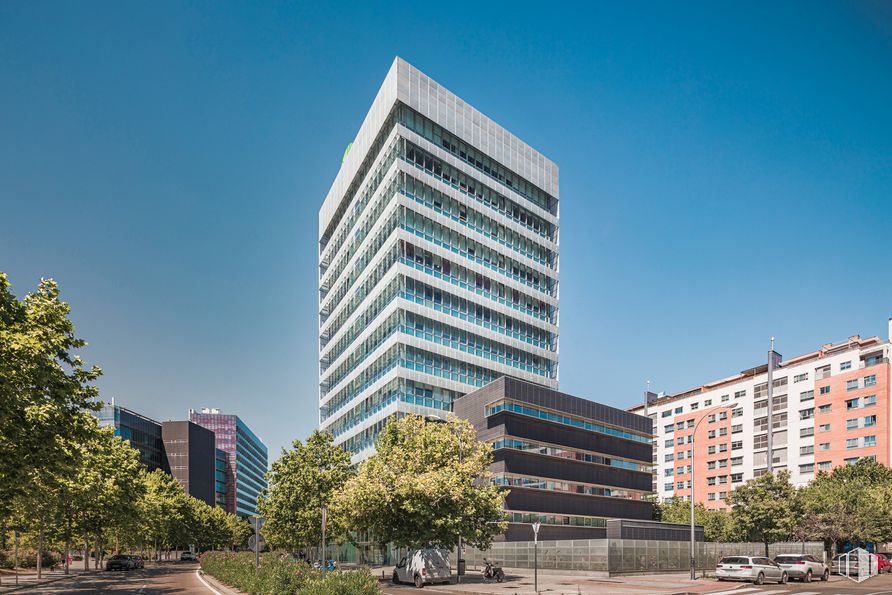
[506, 511, 607, 528]
[400, 140, 554, 240]
[491, 437, 651, 472]
[492, 474, 646, 500]
[485, 400, 651, 444]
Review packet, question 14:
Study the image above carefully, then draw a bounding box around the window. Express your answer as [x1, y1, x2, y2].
[800, 408, 815, 420]
[773, 412, 788, 429]
[717, 459, 728, 468]
[840, 361, 851, 371]
[677, 437, 685, 445]
[718, 411, 728, 420]
[731, 473, 743, 482]
[708, 492, 716, 501]
[662, 410, 671, 418]
[664, 424, 674, 433]
[707, 461, 716, 470]
[845, 457, 860, 466]
[847, 379, 859, 391]
[686, 419, 694, 428]
[664, 483, 674, 491]
[677, 481, 685, 490]
[846, 398, 861, 410]
[846, 438, 859, 449]
[732, 408, 743, 418]
[731, 457, 743, 466]
[820, 386, 831, 395]
[708, 430, 716, 439]
[717, 475, 728, 484]
[718, 427, 728, 436]
[754, 434, 768, 449]
[731, 440, 743, 450]
[754, 399, 768, 414]
[865, 374, 877, 387]
[864, 394, 877, 407]
[816, 365, 831, 380]
[675, 406, 683, 414]
[718, 443, 728, 452]
[707, 414, 716, 423]
[801, 426, 814, 438]
[794, 373, 808, 383]
[708, 445, 716, 455]
[721, 394, 730, 402]
[818, 442, 830, 451]
[800, 390, 814, 402]
[665, 453, 675, 462]
[818, 461, 831, 471]
[799, 463, 814, 474]
[865, 435, 876, 447]
[734, 390, 746, 399]
[664, 439, 673, 447]
[732, 424, 743, 434]
[704, 399, 712, 406]
[754, 417, 768, 432]
[819, 423, 831, 432]
[676, 421, 685, 430]
[707, 477, 716, 486]
[800, 445, 814, 455]
[819, 404, 832, 414]
[690, 402, 699, 410]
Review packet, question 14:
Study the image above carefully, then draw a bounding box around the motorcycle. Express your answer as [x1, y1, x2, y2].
[483, 557, 505, 582]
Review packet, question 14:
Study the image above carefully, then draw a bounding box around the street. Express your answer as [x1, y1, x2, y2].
[379, 570, 892, 595]
[18, 563, 213, 595]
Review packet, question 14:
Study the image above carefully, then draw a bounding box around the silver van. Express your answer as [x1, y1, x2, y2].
[392, 548, 452, 587]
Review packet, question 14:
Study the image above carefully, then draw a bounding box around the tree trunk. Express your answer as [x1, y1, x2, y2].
[37, 530, 43, 580]
[764, 539, 770, 558]
[84, 538, 89, 571]
[95, 534, 101, 570]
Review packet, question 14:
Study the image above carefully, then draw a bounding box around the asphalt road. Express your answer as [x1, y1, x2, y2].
[24, 563, 213, 594]
[706, 572, 892, 595]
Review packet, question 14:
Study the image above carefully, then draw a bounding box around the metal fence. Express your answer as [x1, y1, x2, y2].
[462, 539, 825, 575]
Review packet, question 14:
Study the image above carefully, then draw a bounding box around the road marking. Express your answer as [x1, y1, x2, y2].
[196, 570, 223, 595]
[793, 592, 820, 595]
[707, 588, 762, 595]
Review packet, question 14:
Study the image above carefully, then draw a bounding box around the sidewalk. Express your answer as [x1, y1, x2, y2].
[0, 566, 101, 593]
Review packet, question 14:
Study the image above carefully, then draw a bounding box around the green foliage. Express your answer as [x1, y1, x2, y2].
[727, 470, 797, 554]
[800, 457, 892, 549]
[0, 549, 58, 569]
[333, 414, 507, 550]
[257, 430, 353, 550]
[656, 498, 737, 542]
[298, 567, 380, 595]
[199, 551, 379, 595]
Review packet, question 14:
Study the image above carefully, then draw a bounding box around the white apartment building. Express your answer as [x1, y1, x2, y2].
[318, 58, 560, 462]
[630, 319, 892, 509]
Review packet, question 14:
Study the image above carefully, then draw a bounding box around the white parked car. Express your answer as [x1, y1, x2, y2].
[716, 556, 788, 585]
[392, 549, 451, 588]
[774, 554, 829, 582]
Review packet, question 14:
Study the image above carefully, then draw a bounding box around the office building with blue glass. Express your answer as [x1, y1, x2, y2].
[318, 57, 560, 462]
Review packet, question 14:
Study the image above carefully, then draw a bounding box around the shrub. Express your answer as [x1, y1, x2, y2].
[299, 568, 380, 595]
[0, 549, 59, 569]
[200, 552, 380, 594]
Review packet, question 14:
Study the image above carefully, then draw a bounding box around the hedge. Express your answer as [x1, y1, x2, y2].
[0, 549, 59, 570]
[199, 551, 379, 595]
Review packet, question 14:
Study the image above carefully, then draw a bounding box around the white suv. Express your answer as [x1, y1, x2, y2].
[774, 554, 829, 582]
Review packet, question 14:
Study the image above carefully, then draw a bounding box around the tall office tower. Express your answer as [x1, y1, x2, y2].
[161, 420, 216, 506]
[630, 318, 892, 509]
[189, 408, 268, 517]
[319, 58, 560, 462]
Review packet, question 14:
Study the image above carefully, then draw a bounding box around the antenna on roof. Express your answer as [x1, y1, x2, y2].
[770, 336, 775, 351]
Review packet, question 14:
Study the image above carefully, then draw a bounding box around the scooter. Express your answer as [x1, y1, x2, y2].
[483, 557, 505, 582]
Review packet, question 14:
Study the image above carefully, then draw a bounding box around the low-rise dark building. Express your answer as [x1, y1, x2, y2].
[455, 377, 654, 541]
[96, 404, 169, 473]
[162, 421, 216, 506]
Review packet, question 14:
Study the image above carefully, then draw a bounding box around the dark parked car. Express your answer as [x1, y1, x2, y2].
[106, 555, 134, 571]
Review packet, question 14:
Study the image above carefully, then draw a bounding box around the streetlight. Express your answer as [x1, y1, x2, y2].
[689, 404, 735, 580]
[532, 521, 541, 593]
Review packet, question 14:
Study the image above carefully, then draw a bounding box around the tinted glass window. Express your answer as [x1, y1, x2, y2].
[720, 557, 750, 564]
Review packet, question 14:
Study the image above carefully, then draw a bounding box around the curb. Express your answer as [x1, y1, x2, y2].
[0, 571, 95, 593]
[197, 570, 244, 595]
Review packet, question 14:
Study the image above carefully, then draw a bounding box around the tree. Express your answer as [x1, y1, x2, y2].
[257, 430, 352, 551]
[803, 458, 892, 552]
[0, 273, 102, 513]
[657, 498, 736, 542]
[332, 414, 507, 550]
[727, 471, 796, 556]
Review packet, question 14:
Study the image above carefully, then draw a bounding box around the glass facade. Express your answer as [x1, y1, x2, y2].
[189, 409, 269, 517]
[319, 60, 559, 461]
[95, 404, 168, 472]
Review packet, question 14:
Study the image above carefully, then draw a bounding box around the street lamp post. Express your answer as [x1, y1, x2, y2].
[690, 404, 735, 580]
[532, 521, 541, 593]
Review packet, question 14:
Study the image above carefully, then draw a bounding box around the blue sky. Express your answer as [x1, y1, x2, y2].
[2, 2, 891, 459]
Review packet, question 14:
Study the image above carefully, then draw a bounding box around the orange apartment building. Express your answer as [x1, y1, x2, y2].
[630, 319, 892, 509]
